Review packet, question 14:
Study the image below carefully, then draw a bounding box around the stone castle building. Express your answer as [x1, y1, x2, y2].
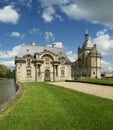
[15, 30, 101, 82]
[15, 43, 72, 82]
[71, 30, 101, 79]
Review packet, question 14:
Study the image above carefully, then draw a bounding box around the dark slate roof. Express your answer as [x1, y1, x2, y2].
[16, 44, 71, 63]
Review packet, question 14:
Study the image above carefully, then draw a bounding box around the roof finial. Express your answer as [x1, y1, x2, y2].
[85, 28, 88, 35]
[85, 28, 89, 41]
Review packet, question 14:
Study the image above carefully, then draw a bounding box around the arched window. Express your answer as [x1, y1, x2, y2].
[45, 69, 51, 81]
[45, 69, 50, 78]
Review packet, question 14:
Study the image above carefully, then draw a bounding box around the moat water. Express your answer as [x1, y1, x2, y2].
[0, 79, 16, 104]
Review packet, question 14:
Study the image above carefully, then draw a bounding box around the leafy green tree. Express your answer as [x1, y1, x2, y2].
[0, 64, 8, 77]
[0, 64, 15, 78]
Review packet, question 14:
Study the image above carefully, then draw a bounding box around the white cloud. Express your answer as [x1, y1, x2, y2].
[41, 1, 64, 22]
[26, 0, 32, 8]
[0, 5, 19, 24]
[45, 31, 55, 42]
[40, 0, 70, 7]
[92, 29, 113, 56]
[0, 60, 15, 67]
[0, 45, 21, 59]
[29, 27, 39, 34]
[101, 60, 113, 72]
[55, 14, 64, 21]
[40, 0, 113, 28]
[6, 0, 33, 8]
[60, 1, 113, 28]
[0, 45, 21, 67]
[10, 32, 25, 38]
[42, 6, 55, 22]
[17, 0, 33, 8]
[58, 0, 71, 4]
[61, 4, 87, 20]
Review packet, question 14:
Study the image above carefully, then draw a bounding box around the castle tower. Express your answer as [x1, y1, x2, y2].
[72, 29, 101, 79]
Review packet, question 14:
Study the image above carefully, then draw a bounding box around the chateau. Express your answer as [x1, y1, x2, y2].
[15, 30, 101, 82]
[72, 30, 101, 79]
[15, 43, 72, 82]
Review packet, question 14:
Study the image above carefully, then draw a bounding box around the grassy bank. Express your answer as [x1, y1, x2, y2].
[66, 78, 113, 86]
[0, 82, 113, 130]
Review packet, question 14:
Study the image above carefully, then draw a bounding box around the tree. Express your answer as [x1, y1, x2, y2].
[0, 64, 8, 77]
[0, 64, 15, 78]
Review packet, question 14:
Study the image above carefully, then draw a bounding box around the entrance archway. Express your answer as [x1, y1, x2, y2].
[44, 69, 51, 81]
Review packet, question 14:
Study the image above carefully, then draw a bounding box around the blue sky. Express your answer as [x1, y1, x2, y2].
[0, 0, 113, 72]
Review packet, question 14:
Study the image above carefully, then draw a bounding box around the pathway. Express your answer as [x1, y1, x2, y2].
[49, 82, 113, 100]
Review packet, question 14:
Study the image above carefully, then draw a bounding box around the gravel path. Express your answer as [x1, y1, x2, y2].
[49, 82, 113, 100]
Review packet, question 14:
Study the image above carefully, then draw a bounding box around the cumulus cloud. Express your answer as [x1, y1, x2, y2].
[0, 60, 15, 67]
[92, 29, 113, 56]
[0, 5, 19, 24]
[45, 31, 55, 42]
[0, 45, 21, 59]
[101, 60, 113, 72]
[40, 0, 70, 7]
[0, 45, 22, 67]
[61, 4, 87, 20]
[55, 14, 64, 21]
[42, 6, 55, 22]
[10, 32, 25, 38]
[1, 0, 33, 8]
[41, 0, 65, 22]
[40, 0, 113, 28]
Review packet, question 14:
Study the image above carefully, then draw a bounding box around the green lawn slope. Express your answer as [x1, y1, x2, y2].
[0, 82, 113, 130]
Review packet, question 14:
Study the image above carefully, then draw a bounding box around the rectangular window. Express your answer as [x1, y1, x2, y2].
[61, 70, 65, 77]
[60, 62, 65, 69]
[56, 65, 58, 76]
[37, 64, 40, 76]
[26, 59, 30, 68]
[26, 70, 31, 77]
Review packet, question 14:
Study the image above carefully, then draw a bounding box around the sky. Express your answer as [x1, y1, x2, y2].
[0, 0, 113, 72]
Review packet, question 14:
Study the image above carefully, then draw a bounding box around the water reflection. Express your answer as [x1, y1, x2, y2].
[0, 79, 16, 104]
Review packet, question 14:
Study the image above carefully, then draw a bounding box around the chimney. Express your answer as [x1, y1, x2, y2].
[52, 43, 56, 47]
[31, 42, 36, 46]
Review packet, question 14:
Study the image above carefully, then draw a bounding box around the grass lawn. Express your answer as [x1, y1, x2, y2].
[0, 82, 113, 130]
[66, 78, 113, 86]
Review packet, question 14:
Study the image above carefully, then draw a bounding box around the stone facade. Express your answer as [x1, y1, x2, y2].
[15, 43, 72, 82]
[72, 30, 101, 79]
